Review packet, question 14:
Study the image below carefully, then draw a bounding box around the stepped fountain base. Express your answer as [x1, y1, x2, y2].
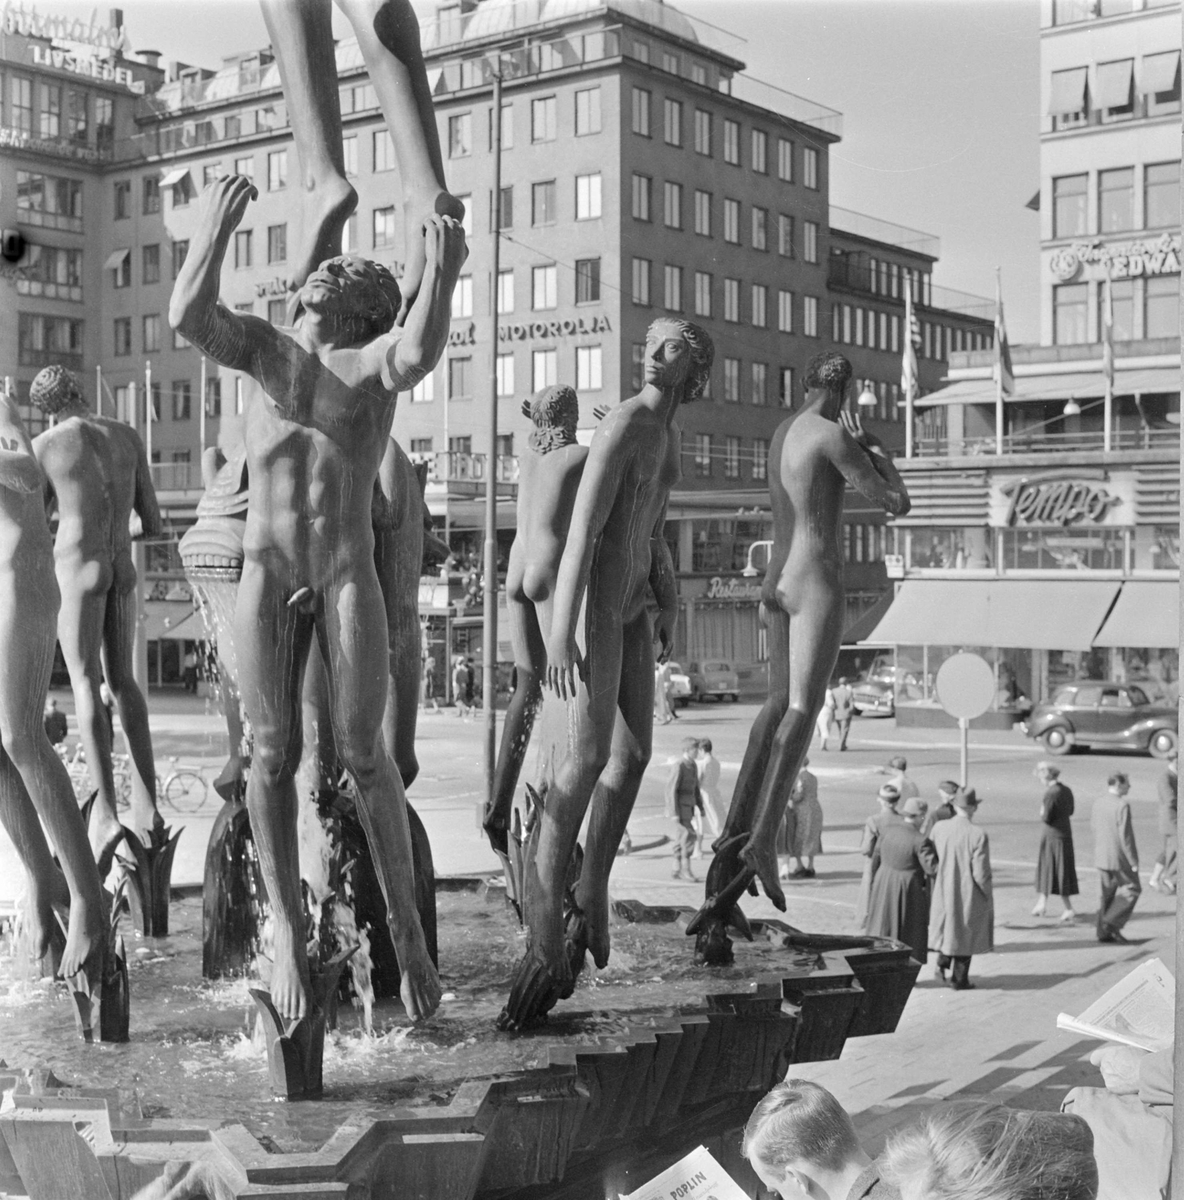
[0, 886, 919, 1199]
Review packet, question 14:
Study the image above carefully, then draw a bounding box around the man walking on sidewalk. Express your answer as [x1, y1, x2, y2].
[666, 738, 704, 881]
[832, 677, 855, 751]
[1092, 771, 1141, 944]
[1149, 751, 1176, 894]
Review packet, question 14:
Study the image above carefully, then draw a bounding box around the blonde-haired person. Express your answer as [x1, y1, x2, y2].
[881, 1102, 1097, 1200]
[743, 1078, 897, 1199]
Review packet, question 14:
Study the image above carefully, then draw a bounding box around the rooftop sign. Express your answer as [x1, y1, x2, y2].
[2, 2, 128, 51]
[1050, 233, 1181, 283]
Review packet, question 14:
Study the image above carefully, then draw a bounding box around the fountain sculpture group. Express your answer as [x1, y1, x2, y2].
[0, 1, 916, 1195]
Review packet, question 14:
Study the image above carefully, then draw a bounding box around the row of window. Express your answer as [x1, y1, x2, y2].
[630, 87, 820, 187]
[427, 345, 606, 402]
[1052, 161, 1179, 239]
[630, 176, 819, 259]
[1048, 52, 1181, 129]
[113, 151, 273, 220]
[686, 434, 771, 481]
[1053, 275, 1179, 344]
[16, 312, 84, 369]
[450, 259, 602, 320]
[1052, 0, 1174, 26]
[15, 171, 83, 231]
[446, 88, 602, 157]
[2, 73, 114, 147]
[16, 246, 83, 302]
[630, 259, 822, 335]
[832, 303, 991, 359]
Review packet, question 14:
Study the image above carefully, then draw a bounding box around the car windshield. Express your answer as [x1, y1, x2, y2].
[1127, 685, 1150, 706]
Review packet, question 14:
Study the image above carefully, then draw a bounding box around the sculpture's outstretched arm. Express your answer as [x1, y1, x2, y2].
[131, 430, 163, 540]
[833, 411, 911, 517]
[169, 176, 261, 373]
[0, 395, 43, 495]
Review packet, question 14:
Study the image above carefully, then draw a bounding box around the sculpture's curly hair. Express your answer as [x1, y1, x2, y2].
[804, 350, 852, 394]
[649, 318, 715, 403]
[30, 364, 85, 415]
[526, 384, 579, 453]
[317, 255, 403, 343]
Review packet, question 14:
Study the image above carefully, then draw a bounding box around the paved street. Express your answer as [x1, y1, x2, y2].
[3, 691, 1176, 1147]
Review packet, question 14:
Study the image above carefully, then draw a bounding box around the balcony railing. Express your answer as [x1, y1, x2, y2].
[417, 452, 520, 486]
[913, 425, 1180, 458]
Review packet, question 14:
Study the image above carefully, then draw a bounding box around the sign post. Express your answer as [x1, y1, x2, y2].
[934, 653, 995, 788]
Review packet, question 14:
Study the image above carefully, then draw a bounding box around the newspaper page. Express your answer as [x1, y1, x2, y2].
[621, 1145, 749, 1200]
[1055, 958, 1175, 1051]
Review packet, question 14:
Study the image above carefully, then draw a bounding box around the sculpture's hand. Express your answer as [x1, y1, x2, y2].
[422, 211, 469, 285]
[546, 637, 584, 701]
[841, 407, 884, 453]
[203, 174, 258, 239]
[654, 611, 675, 663]
[398, 192, 467, 324]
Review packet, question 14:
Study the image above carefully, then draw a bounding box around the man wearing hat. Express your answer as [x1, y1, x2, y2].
[1032, 762, 1078, 923]
[921, 780, 959, 838]
[832, 677, 855, 751]
[1149, 751, 1177, 894]
[928, 786, 994, 989]
[856, 783, 903, 929]
[877, 755, 919, 804]
[1091, 772, 1140, 944]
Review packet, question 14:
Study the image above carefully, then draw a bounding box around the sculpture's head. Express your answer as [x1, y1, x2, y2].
[30, 364, 86, 416]
[644, 318, 714, 403]
[298, 255, 402, 343]
[804, 350, 852, 398]
[523, 384, 579, 453]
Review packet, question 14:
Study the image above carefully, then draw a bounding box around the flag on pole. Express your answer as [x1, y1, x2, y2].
[994, 271, 1015, 397]
[901, 272, 920, 404]
[1101, 270, 1115, 395]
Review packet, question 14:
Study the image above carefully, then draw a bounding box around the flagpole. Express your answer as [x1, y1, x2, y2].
[903, 274, 915, 458]
[1102, 269, 1113, 453]
[995, 268, 1004, 455]
[96, 364, 103, 416]
[199, 355, 208, 456]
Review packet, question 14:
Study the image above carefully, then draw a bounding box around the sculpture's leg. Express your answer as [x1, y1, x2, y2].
[333, 0, 465, 316]
[375, 439, 423, 789]
[55, 572, 124, 867]
[259, 0, 357, 290]
[500, 607, 619, 1029]
[0, 627, 105, 984]
[486, 593, 546, 856]
[104, 565, 164, 845]
[317, 567, 440, 1022]
[235, 563, 316, 1022]
[739, 581, 844, 910]
[573, 609, 655, 970]
[0, 748, 70, 963]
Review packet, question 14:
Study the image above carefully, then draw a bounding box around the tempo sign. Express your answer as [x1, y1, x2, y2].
[988, 470, 1134, 528]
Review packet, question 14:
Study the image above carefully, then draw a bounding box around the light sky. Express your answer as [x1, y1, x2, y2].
[40, 0, 1042, 339]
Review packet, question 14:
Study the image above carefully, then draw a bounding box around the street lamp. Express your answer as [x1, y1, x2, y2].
[742, 540, 774, 578]
[857, 385, 878, 408]
[1062, 397, 1082, 417]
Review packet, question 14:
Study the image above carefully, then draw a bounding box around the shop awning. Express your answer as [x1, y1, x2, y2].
[1142, 50, 1180, 94]
[103, 248, 130, 270]
[159, 167, 191, 189]
[841, 589, 895, 645]
[1095, 58, 1134, 109]
[863, 580, 1121, 651]
[1093, 580, 1178, 648]
[916, 366, 1181, 408]
[1048, 66, 1088, 115]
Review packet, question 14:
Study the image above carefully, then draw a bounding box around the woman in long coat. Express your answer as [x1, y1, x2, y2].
[1033, 761, 1078, 922]
[855, 783, 902, 929]
[867, 795, 938, 960]
[929, 788, 994, 990]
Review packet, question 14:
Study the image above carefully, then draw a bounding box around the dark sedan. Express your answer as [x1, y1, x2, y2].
[1023, 681, 1177, 758]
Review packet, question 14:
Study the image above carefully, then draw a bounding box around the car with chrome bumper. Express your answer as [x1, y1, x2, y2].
[1023, 681, 1177, 758]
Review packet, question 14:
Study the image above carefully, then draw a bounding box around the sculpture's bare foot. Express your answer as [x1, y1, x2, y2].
[397, 189, 469, 322]
[739, 837, 786, 911]
[269, 923, 312, 1022]
[393, 928, 442, 1022]
[290, 175, 358, 293]
[26, 867, 71, 961]
[576, 886, 612, 970]
[498, 942, 572, 1031]
[87, 801, 126, 878]
[60, 890, 104, 983]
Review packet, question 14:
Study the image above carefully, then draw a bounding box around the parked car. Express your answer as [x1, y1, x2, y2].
[851, 662, 925, 717]
[1023, 681, 1177, 758]
[688, 660, 739, 703]
[665, 662, 692, 708]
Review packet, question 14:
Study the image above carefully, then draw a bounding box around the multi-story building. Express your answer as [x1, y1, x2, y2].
[863, 0, 1181, 728]
[1, 0, 994, 680]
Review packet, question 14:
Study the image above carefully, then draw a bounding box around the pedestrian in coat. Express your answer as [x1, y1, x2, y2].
[867, 795, 938, 961]
[1092, 771, 1140, 944]
[654, 662, 673, 725]
[929, 787, 994, 990]
[920, 780, 958, 838]
[693, 738, 725, 856]
[452, 656, 471, 718]
[832, 677, 855, 751]
[786, 760, 823, 878]
[1032, 761, 1078, 922]
[815, 685, 836, 751]
[1149, 750, 1177, 894]
[666, 738, 704, 881]
[876, 755, 919, 803]
[855, 784, 902, 929]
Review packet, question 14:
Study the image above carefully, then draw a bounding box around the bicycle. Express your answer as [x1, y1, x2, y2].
[158, 758, 210, 813]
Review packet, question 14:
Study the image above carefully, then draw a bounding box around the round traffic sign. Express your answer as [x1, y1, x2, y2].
[935, 653, 995, 720]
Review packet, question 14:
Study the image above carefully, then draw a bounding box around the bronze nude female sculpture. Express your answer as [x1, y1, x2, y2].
[690, 351, 910, 959]
[500, 319, 712, 1029]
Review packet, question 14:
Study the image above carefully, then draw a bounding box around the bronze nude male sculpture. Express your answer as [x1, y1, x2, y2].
[500, 320, 711, 1029]
[484, 385, 588, 857]
[170, 176, 466, 1022]
[691, 351, 910, 957]
[31, 366, 164, 871]
[0, 382, 105, 985]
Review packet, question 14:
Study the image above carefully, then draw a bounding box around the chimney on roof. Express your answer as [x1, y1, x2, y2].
[139, 49, 161, 68]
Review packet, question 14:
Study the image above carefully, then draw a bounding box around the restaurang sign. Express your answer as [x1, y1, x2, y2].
[1050, 232, 1181, 283]
[988, 470, 1134, 528]
[704, 576, 763, 601]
